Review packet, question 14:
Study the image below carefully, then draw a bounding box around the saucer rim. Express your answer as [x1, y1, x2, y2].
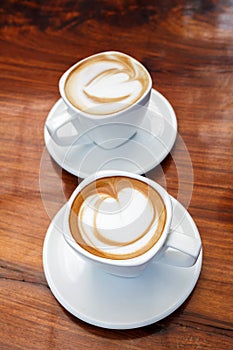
[43, 196, 202, 330]
[44, 89, 177, 178]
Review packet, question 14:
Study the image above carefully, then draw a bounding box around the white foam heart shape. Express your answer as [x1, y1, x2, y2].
[78, 187, 158, 255]
[84, 69, 141, 101]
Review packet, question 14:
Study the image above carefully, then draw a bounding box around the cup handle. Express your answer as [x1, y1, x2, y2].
[157, 231, 202, 267]
[45, 108, 91, 146]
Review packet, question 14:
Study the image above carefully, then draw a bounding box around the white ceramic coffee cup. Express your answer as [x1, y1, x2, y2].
[62, 170, 202, 278]
[46, 51, 152, 149]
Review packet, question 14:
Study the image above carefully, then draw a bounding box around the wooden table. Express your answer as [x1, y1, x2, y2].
[1, 1, 232, 349]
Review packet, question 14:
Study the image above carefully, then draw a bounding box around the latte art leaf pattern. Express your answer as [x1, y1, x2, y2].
[69, 177, 166, 260]
[64, 52, 150, 115]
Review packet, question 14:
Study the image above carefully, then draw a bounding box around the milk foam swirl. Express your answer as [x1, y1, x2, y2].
[69, 177, 166, 260]
[64, 52, 150, 115]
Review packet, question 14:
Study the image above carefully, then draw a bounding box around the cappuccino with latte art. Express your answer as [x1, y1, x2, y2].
[69, 176, 166, 260]
[64, 52, 150, 116]
[47, 52, 152, 148]
[63, 171, 201, 277]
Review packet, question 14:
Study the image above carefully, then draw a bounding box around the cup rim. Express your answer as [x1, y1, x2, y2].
[59, 51, 152, 120]
[63, 170, 172, 268]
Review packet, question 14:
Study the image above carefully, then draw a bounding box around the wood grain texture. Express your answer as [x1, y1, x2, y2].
[0, 0, 232, 349]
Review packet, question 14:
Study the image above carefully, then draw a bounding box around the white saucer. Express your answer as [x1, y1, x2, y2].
[43, 196, 202, 330]
[44, 89, 177, 178]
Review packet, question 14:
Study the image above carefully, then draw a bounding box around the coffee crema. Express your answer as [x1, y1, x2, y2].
[64, 52, 150, 116]
[69, 176, 166, 260]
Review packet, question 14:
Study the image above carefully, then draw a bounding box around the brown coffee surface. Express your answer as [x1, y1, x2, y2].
[69, 176, 166, 260]
[64, 52, 150, 115]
